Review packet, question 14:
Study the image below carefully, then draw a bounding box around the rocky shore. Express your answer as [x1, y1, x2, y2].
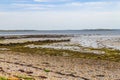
[0, 34, 119, 80]
[0, 51, 120, 80]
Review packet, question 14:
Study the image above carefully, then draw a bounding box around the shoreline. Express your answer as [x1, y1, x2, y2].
[0, 34, 119, 79]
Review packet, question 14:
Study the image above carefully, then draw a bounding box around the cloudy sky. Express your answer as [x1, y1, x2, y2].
[0, 0, 120, 30]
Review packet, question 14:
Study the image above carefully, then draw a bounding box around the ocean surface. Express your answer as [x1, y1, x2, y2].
[0, 30, 120, 36]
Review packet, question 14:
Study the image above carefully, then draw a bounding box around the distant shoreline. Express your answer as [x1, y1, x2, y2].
[0, 29, 120, 32]
[0, 29, 120, 36]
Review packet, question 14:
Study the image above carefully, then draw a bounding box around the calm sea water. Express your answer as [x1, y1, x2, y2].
[0, 30, 120, 36]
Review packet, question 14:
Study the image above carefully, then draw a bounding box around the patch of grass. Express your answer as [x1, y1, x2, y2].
[13, 46, 120, 62]
[17, 75, 35, 80]
[44, 69, 50, 73]
[0, 39, 70, 47]
[0, 35, 71, 39]
[0, 76, 7, 80]
[9, 45, 115, 61]
[90, 47, 120, 55]
[0, 39, 120, 62]
[88, 47, 120, 62]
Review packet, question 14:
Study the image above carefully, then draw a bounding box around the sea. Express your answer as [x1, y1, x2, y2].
[0, 30, 120, 36]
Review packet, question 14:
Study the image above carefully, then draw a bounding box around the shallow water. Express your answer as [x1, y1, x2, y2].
[0, 30, 120, 50]
[0, 30, 120, 36]
[71, 35, 120, 50]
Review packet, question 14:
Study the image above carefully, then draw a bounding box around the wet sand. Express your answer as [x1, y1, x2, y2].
[72, 35, 120, 50]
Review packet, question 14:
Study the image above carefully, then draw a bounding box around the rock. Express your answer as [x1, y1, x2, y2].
[26, 71, 33, 74]
[18, 69, 25, 73]
[38, 76, 47, 79]
[8, 77, 20, 80]
[96, 75, 105, 77]
[0, 67, 4, 72]
[81, 77, 90, 80]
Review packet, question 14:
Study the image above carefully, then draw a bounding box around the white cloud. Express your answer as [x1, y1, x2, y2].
[65, 2, 82, 6]
[12, 0, 29, 3]
[12, 3, 55, 7]
[0, 0, 120, 30]
[12, 3, 55, 10]
[11, 1, 120, 11]
[34, 0, 50, 2]
[34, 0, 71, 2]
[65, 2, 113, 7]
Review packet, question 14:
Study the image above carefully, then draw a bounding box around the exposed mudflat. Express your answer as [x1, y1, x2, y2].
[72, 35, 120, 50]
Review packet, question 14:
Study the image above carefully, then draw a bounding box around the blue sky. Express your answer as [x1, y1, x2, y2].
[0, 0, 120, 30]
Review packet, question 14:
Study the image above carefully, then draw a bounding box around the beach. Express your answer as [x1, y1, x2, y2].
[1, 0, 120, 78]
[0, 34, 120, 80]
[0, 51, 120, 80]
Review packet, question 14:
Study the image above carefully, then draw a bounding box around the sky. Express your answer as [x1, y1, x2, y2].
[0, 0, 120, 30]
